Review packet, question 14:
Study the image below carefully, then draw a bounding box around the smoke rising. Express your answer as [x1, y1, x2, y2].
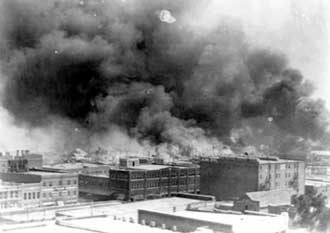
[0, 0, 329, 159]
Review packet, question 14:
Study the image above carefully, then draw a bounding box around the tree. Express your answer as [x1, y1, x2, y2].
[291, 188, 330, 232]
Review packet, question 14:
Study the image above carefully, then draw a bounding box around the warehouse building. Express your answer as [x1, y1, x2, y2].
[109, 157, 200, 201]
[200, 154, 305, 200]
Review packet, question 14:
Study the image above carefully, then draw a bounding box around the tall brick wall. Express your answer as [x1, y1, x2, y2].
[200, 158, 259, 200]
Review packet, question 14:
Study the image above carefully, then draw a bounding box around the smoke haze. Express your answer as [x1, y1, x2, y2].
[0, 0, 329, 160]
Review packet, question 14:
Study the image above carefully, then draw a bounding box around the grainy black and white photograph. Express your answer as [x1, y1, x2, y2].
[0, 0, 329, 232]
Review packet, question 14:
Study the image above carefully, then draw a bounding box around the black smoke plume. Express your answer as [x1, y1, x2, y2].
[0, 0, 329, 159]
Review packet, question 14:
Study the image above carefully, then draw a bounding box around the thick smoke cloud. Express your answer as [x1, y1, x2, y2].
[0, 0, 329, 159]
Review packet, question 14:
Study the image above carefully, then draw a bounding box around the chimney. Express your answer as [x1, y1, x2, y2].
[16, 150, 19, 156]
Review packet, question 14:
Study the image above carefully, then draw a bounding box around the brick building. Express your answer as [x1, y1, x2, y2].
[0, 181, 21, 211]
[109, 158, 200, 201]
[0, 180, 42, 211]
[0, 171, 78, 206]
[42, 162, 112, 199]
[0, 151, 42, 173]
[200, 155, 305, 200]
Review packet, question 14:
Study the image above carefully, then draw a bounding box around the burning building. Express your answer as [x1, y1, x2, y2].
[0, 0, 328, 159]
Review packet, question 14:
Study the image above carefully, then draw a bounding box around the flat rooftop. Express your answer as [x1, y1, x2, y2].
[131, 164, 171, 170]
[306, 179, 330, 187]
[57, 197, 201, 221]
[1, 218, 172, 233]
[43, 163, 109, 170]
[24, 171, 76, 177]
[144, 209, 288, 233]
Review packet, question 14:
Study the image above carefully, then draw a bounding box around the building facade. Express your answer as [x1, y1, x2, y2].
[0, 181, 20, 211]
[200, 155, 305, 200]
[0, 171, 78, 206]
[42, 162, 112, 199]
[0, 151, 43, 173]
[109, 158, 200, 201]
[305, 179, 330, 204]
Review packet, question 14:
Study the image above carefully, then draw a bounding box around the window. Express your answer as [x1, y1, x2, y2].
[49, 182, 53, 187]
[67, 180, 71, 185]
[59, 180, 62, 185]
[37, 192, 40, 198]
[32, 192, 35, 199]
[73, 180, 77, 184]
[24, 193, 27, 200]
[28, 193, 31, 199]
[43, 182, 46, 186]
[73, 190, 77, 195]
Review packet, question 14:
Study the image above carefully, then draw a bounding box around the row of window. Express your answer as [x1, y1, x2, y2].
[0, 191, 19, 199]
[131, 179, 198, 189]
[260, 163, 299, 170]
[42, 190, 77, 198]
[43, 179, 77, 187]
[24, 192, 40, 200]
[260, 172, 298, 179]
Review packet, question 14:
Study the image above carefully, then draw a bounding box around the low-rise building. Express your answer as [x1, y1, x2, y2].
[305, 179, 330, 204]
[0, 171, 78, 206]
[109, 157, 200, 201]
[200, 154, 305, 200]
[138, 208, 289, 233]
[42, 162, 112, 200]
[233, 189, 294, 214]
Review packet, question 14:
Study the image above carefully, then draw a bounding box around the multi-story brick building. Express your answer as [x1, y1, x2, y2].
[109, 158, 200, 201]
[200, 154, 305, 200]
[0, 171, 78, 206]
[42, 162, 112, 199]
[0, 181, 21, 211]
[0, 180, 42, 211]
[0, 151, 42, 173]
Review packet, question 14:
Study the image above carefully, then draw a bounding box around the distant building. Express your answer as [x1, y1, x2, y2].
[109, 157, 200, 201]
[308, 150, 330, 165]
[0, 171, 78, 206]
[305, 179, 330, 204]
[233, 189, 294, 214]
[200, 155, 305, 200]
[0, 151, 43, 173]
[306, 165, 330, 176]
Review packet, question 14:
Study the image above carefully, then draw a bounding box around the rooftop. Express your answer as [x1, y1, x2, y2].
[166, 210, 288, 233]
[57, 197, 201, 220]
[131, 164, 171, 170]
[1, 218, 173, 233]
[311, 151, 330, 156]
[244, 189, 295, 207]
[306, 179, 330, 187]
[43, 162, 109, 170]
[24, 171, 76, 177]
